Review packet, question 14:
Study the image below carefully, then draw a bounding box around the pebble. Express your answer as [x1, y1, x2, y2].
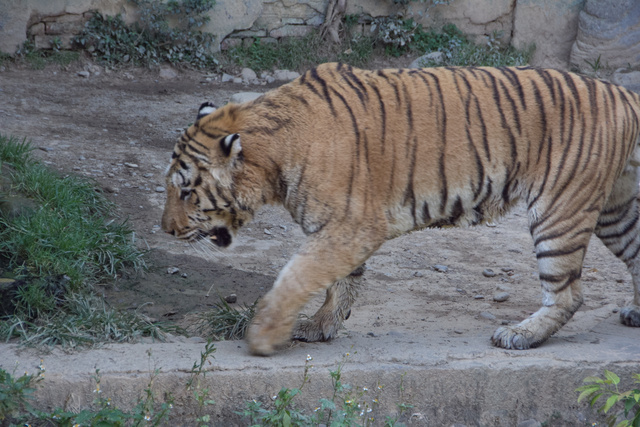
[124, 162, 139, 168]
[221, 73, 234, 83]
[225, 293, 237, 303]
[474, 294, 485, 299]
[167, 267, 180, 275]
[181, 273, 188, 278]
[367, 332, 377, 337]
[433, 264, 448, 273]
[493, 292, 510, 302]
[241, 68, 257, 81]
[77, 71, 90, 78]
[414, 271, 424, 277]
[482, 268, 497, 277]
[480, 311, 496, 320]
[264, 228, 273, 235]
[155, 186, 165, 193]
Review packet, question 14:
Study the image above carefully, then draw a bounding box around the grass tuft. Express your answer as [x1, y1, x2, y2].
[191, 297, 256, 340]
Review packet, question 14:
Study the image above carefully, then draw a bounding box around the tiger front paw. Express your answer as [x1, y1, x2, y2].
[491, 326, 541, 350]
[620, 305, 640, 327]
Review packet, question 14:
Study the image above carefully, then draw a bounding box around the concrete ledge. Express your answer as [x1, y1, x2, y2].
[1, 315, 638, 426]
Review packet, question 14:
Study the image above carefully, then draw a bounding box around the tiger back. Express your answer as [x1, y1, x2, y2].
[162, 63, 640, 356]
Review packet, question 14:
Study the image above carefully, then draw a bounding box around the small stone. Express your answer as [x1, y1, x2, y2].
[233, 77, 242, 84]
[155, 186, 165, 193]
[501, 320, 510, 325]
[225, 293, 237, 303]
[167, 267, 180, 275]
[159, 66, 178, 80]
[124, 162, 139, 168]
[517, 420, 542, 427]
[77, 71, 90, 78]
[482, 268, 497, 277]
[241, 67, 257, 81]
[474, 294, 485, 300]
[501, 267, 514, 273]
[453, 329, 463, 334]
[414, 271, 424, 277]
[433, 264, 448, 273]
[264, 228, 273, 235]
[229, 92, 262, 104]
[273, 69, 300, 81]
[493, 292, 510, 302]
[221, 73, 234, 83]
[480, 311, 496, 320]
[613, 308, 620, 313]
[367, 331, 377, 337]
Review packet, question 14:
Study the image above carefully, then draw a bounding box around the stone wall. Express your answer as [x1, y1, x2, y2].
[0, 0, 618, 71]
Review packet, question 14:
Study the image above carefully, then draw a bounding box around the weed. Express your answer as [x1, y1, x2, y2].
[193, 296, 256, 340]
[186, 340, 217, 426]
[0, 134, 157, 347]
[14, 40, 80, 69]
[74, 0, 218, 68]
[585, 54, 603, 75]
[577, 369, 640, 427]
[0, 365, 41, 422]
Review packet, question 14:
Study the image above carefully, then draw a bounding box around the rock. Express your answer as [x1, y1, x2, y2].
[414, 271, 424, 277]
[221, 73, 234, 83]
[167, 267, 180, 275]
[570, 0, 640, 71]
[493, 292, 510, 302]
[241, 67, 257, 81]
[480, 311, 496, 320]
[512, 1, 583, 69]
[517, 420, 542, 427]
[229, 92, 262, 104]
[474, 295, 485, 300]
[159, 66, 178, 80]
[124, 162, 138, 168]
[273, 70, 300, 81]
[225, 293, 237, 303]
[155, 186, 165, 193]
[482, 268, 497, 277]
[77, 71, 90, 78]
[265, 76, 275, 84]
[612, 69, 640, 92]
[232, 77, 242, 84]
[410, 51, 444, 68]
[433, 264, 448, 273]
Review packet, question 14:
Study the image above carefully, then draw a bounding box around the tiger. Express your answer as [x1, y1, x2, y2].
[161, 62, 640, 356]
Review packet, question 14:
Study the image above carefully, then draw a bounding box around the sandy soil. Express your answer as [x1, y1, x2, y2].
[0, 59, 636, 352]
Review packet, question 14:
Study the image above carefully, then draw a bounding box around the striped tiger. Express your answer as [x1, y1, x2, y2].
[161, 62, 640, 356]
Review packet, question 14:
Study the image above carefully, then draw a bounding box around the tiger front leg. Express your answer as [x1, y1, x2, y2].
[247, 236, 377, 356]
[292, 264, 365, 343]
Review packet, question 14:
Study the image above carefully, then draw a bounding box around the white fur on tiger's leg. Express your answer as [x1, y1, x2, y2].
[595, 167, 640, 327]
[292, 264, 365, 342]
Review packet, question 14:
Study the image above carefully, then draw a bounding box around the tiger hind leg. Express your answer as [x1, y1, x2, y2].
[492, 203, 598, 349]
[291, 264, 365, 342]
[594, 166, 640, 327]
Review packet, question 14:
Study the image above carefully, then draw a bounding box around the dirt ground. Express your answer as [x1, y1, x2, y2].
[0, 58, 637, 352]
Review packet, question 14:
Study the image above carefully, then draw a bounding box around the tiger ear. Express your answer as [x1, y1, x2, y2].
[220, 133, 242, 158]
[197, 102, 217, 120]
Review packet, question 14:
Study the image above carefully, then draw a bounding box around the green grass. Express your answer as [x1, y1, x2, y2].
[191, 297, 256, 340]
[0, 134, 164, 347]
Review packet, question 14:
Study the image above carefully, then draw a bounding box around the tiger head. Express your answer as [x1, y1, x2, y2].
[161, 102, 255, 248]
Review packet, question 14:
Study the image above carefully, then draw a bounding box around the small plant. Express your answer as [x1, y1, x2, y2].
[74, 0, 218, 68]
[576, 369, 640, 427]
[194, 296, 256, 340]
[585, 54, 603, 75]
[0, 365, 41, 422]
[238, 354, 314, 426]
[186, 340, 217, 426]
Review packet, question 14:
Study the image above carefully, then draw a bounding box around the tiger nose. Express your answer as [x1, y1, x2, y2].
[161, 212, 177, 235]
